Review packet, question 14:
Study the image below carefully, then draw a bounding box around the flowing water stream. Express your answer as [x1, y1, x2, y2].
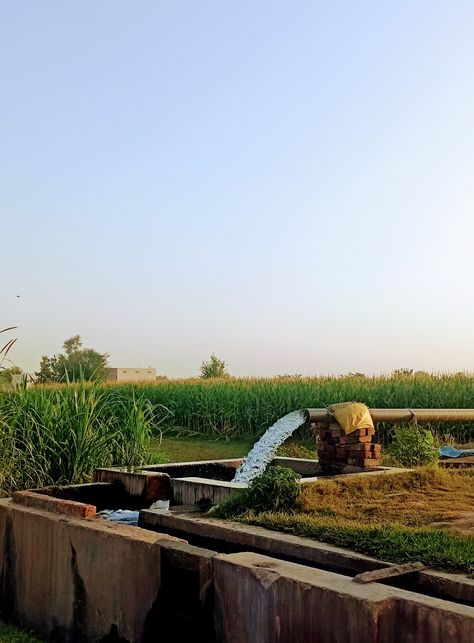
[232, 409, 308, 483]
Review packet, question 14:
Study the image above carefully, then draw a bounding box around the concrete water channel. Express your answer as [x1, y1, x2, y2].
[0, 456, 473, 642]
[1, 407, 474, 641]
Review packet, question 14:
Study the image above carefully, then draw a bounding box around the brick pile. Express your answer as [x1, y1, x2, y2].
[316, 422, 381, 473]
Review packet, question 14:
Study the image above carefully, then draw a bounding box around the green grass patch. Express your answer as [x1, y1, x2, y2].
[148, 435, 254, 462]
[241, 512, 474, 575]
[0, 622, 42, 642]
[147, 434, 316, 463]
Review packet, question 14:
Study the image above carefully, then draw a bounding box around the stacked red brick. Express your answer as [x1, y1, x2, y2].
[316, 422, 381, 472]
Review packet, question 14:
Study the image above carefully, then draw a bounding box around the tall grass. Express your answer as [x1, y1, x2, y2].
[0, 382, 162, 495]
[114, 373, 474, 441]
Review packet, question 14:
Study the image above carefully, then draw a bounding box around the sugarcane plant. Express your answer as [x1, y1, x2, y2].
[0, 326, 19, 388]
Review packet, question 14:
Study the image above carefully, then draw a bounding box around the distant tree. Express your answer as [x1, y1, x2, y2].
[200, 354, 229, 379]
[36, 355, 59, 384]
[63, 334, 82, 356]
[36, 336, 109, 383]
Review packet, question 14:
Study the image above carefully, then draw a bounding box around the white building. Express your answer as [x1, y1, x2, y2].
[106, 367, 156, 383]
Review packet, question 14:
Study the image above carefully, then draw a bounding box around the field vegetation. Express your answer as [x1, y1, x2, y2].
[98, 372, 474, 442]
[0, 382, 163, 496]
[2, 372, 474, 496]
[214, 466, 474, 575]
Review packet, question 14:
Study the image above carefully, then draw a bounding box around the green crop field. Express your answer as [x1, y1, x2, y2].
[107, 373, 474, 442]
[1, 373, 473, 495]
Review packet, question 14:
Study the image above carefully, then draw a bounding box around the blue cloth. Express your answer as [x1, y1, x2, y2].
[98, 509, 139, 525]
[438, 445, 474, 458]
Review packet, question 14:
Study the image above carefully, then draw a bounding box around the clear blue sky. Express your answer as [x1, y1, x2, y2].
[2, 2, 474, 376]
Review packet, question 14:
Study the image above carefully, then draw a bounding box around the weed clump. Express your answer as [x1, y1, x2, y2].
[212, 465, 301, 518]
[385, 425, 439, 467]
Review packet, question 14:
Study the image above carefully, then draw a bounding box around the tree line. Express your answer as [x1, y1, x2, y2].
[35, 335, 229, 383]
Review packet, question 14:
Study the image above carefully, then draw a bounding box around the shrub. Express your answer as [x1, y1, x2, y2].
[385, 425, 438, 467]
[212, 465, 301, 518]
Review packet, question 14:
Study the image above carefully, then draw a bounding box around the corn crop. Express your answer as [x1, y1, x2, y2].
[40, 373, 474, 441]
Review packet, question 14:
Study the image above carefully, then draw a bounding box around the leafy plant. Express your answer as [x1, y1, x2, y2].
[0, 620, 43, 642]
[145, 449, 168, 465]
[385, 425, 439, 467]
[212, 465, 301, 518]
[0, 327, 23, 391]
[0, 326, 18, 372]
[247, 465, 301, 512]
[0, 365, 22, 388]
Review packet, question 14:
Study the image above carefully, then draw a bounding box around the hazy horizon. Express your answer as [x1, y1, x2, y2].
[3, 2, 474, 378]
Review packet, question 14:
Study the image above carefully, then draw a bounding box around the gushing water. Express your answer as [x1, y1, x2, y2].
[232, 410, 308, 484]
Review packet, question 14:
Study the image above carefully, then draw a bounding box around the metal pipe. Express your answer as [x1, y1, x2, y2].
[307, 408, 474, 423]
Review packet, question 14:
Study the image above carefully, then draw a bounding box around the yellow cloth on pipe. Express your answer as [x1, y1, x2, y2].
[327, 402, 374, 435]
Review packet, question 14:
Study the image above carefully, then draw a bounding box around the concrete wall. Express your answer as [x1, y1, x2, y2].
[213, 552, 474, 643]
[0, 499, 214, 642]
[141, 511, 474, 606]
[94, 469, 171, 505]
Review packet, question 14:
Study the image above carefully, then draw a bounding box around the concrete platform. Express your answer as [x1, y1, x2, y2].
[0, 456, 471, 642]
[0, 498, 215, 642]
[140, 508, 474, 606]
